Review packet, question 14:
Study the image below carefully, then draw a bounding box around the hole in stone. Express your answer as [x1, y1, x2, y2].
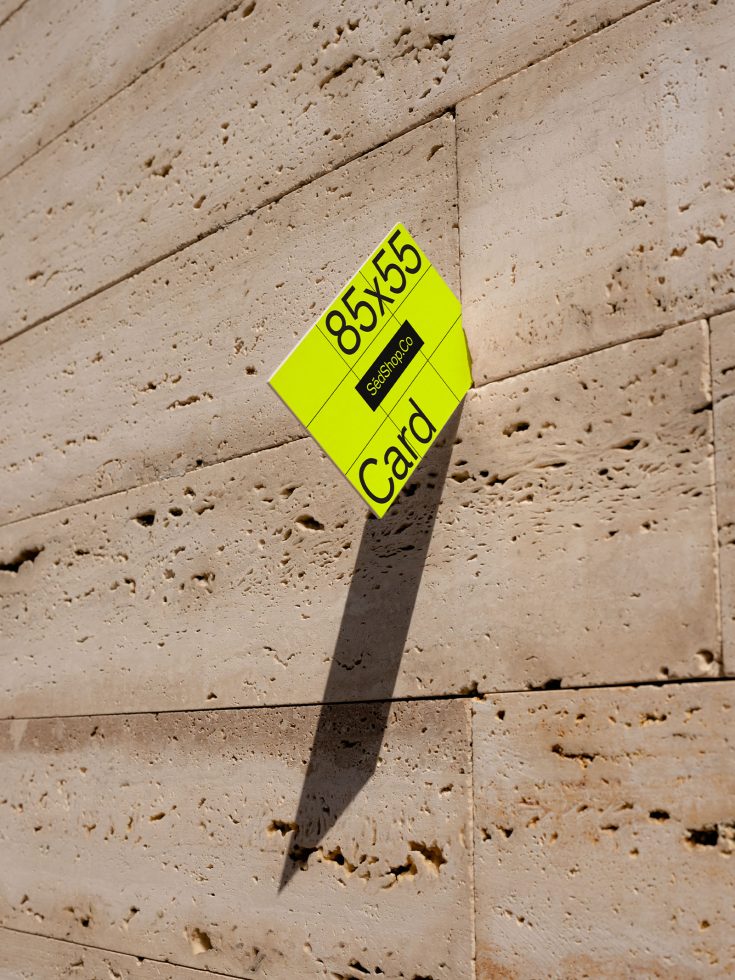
[686, 825, 719, 847]
[295, 515, 324, 531]
[189, 927, 213, 955]
[0, 546, 43, 573]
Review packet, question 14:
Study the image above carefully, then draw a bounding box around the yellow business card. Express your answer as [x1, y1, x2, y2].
[269, 223, 472, 517]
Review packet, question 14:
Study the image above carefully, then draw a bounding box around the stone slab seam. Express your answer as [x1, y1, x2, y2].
[0, 924, 256, 980]
[2, 675, 729, 725]
[0, 310, 717, 534]
[707, 315, 726, 676]
[0, 307, 717, 535]
[0, 0, 28, 30]
[456, 105, 476, 980]
[469, 690, 478, 980]
[452, 108, 464, 309]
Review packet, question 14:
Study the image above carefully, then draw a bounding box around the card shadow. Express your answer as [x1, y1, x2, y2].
[278, 402, 463, 891]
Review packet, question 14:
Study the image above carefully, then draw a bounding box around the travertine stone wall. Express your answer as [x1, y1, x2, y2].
[473, 684, 735, 977]
[0, 703, 473, 977]
[0, 0, 648, 338]
[0, 0, 732, 977]
[458, 0, 735, 382]
[0, 0, 238, 176]
[0, 116, 459, 524]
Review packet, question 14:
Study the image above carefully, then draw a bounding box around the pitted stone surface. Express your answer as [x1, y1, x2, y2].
[0, 700, 473, 979]
[0, 1, 732, 974]
[0, 0, 235, 176]
[472, 683, 735, 979]
[0, 928, 236, 980]
[0, 116, 458, 525]
[0, 322, 717, 717]
[711, 311, 735, 674]
[0, 0, 648, 336]
[458, 0, 735, 383]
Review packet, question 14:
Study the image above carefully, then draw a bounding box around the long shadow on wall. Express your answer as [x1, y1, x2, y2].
[279, 402, 463, 890]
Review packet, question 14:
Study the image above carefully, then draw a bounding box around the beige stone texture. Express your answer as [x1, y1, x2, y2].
[0, 700, 473, 978]
[0, 321, 718, 717]
[458, 0, 735, 384]
[1, 0, 732, 974]
[0, 116, 458, 525]
[0, 928, 236, 980]
[473, 682, 735, 979]
[0, 0, 236, 177]
[712, 311, 735, 673]
[0, 0, 649, 338]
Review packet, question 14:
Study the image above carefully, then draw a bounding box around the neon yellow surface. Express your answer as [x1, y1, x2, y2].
[269, 223, 472, 517]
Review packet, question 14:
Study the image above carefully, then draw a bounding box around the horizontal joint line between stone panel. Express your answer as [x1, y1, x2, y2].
[2, 676, 733, 725]
[0, 302, 724, 532]
[0, 431, 308, 531]
[0, 924, 240, 980]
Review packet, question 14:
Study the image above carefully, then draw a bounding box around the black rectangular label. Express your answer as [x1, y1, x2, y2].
[355, 319, 424, 411]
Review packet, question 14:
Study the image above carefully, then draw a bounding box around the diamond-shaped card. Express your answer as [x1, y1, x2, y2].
[269, 223, 472, 517]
